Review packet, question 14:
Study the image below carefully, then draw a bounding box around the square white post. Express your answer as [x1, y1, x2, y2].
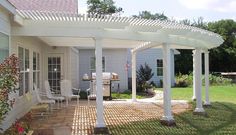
[94, 38, 108, 134]
[161, 43, 175, 126]
[204, 50, 211, 106]
[131, 51, 137, 102]
[193, 48, 205, 115]
[192, 50, 196, 101]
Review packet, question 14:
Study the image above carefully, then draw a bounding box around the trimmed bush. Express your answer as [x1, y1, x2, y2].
[175, 73, 232, 87]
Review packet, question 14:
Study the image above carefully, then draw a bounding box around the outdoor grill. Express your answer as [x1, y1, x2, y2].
[88, 72, 119, 100]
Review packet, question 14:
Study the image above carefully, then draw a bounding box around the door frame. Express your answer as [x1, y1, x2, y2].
[46, 53, 64, 94]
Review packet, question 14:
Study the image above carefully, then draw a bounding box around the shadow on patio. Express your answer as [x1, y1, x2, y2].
[31, 100, 189, 135]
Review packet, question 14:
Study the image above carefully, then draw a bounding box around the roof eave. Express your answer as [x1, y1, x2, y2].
[0, 0, 16, 14]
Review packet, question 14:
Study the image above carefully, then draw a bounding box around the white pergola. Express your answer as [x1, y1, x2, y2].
[12, 10, 223, 130]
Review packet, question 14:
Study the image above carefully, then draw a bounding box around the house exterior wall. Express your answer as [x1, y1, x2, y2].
[79, 49, 128, 91]
[2, 36, 48, 131]
[69, 47, 80, 88]
[127, 48, 175, 86]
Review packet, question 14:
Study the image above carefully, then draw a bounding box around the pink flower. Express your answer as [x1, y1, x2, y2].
[17, 126, 24, 134]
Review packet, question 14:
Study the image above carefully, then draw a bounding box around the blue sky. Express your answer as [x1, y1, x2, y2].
[78, 0, 236, 22]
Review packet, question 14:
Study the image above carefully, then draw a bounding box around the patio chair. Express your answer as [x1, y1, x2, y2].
[60, 80, 80, 107]
[32, 84, 55, 117]
[86, 88, 96, 106]
[45, 81, 65, 109]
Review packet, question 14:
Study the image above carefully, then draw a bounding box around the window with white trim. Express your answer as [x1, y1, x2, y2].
[90, 57, 105, 74]
[18, 47, 30, 96]
[0, 32, 9, 63]
[33, 52, 40, 89]
[156, 59, 163, 76]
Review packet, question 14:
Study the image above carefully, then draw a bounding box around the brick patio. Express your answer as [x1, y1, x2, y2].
[31, 100, 189, 135]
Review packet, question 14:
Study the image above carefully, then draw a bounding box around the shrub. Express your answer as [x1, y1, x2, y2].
[208, 74, 232, 85]
[175, 73, 193, 87]
[136, 63, 154, 92]
[175, 73, 232, 87]
[79, 91, 88, 99]
[0, 54, 19, 124]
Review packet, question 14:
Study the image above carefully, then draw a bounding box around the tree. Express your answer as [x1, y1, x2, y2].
[175, 17, 208, 74]
[136, 63, 154, 92]
[87, 0, 123, 15]
[133, 11, 168, 21]
[208, 19, 236, 72]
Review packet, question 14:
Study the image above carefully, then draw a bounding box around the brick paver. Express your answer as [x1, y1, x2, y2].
[31, 100, 189, 135]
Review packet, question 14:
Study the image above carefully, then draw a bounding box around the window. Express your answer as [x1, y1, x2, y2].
[156, 59, 163, 76]
[33, 52, 40, 89]
[18, 47, 30, 96]
[0, 32, 9, 63]
[90, 57, 105, 74]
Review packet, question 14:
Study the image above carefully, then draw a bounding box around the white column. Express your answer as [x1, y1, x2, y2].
[204, 50, 210, 105]
[95, 38, 105, 128]
[161, 43, 174, 123]
[192, 50, 196, 100]
[194, 48, 205, 113]
[131, 51, 137, 102]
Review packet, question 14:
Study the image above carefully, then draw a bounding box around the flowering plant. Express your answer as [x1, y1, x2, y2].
[0, 54, 20, 124]
[3, 112, 32, 135]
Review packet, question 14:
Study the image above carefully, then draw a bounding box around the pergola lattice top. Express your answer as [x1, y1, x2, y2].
[15, 10, 224, 50]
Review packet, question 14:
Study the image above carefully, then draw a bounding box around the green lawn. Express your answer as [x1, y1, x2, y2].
[108, 85, 236, 135]
[172, 85, 236, 103]
[112, 91, 147, 99]
[109, 102, 236, 135]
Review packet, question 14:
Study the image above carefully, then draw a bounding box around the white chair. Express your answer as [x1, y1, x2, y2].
[33, 84, 55, 112]
[45, 81, 65, 108]
[60, 80, 80, 107]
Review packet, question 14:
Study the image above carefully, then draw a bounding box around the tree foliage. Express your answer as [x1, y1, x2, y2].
[87, 0, 123, 15]
[208, 20, 236, 72]
[136, 63, 154, 92]
[175, 18, 236, 73]
[133, 11, 168, 21]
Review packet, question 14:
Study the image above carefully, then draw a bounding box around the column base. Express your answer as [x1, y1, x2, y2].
[132, 98, 137, 102]
[94, 127, 109, 134]
[160, 119, 176, 126]
[203, 103, 211, 108]
[192, 97, 196, 101]
[193, 108, 207, 116]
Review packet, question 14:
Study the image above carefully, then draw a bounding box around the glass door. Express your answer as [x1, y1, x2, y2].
[48, 54, 63, 94]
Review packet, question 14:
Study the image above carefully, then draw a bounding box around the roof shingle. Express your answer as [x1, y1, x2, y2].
[8, 0, 78, 13]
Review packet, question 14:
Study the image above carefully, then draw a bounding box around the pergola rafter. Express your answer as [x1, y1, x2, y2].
[16, 10, 223, 47]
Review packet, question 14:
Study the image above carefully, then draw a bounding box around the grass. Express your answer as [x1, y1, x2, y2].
[109, 102, 236, 135]
[108, 85, 236, 134]
[171, 85, 236, 103]
[112, 91, 147, 99]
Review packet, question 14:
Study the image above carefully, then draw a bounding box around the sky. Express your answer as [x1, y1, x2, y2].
[78, 0, 236, 22]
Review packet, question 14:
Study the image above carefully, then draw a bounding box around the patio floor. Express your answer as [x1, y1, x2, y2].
[31, 100, 189, 135]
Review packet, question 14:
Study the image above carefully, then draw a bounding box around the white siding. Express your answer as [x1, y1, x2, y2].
[79, 49, 128, 91]
[70, 48, 79, 88]
[2, 36, 48, 131]
[128, 48, 175, 86]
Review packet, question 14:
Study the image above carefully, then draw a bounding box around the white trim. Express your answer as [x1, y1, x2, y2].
[0, 0, 16, 14]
